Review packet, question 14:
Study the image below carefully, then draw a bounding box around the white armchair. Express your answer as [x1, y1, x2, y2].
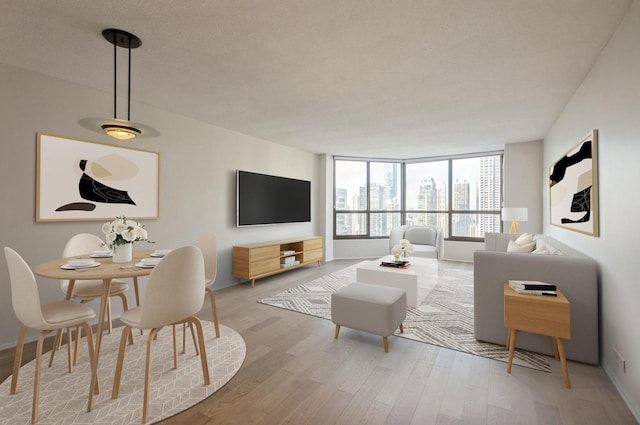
[389, 225, 444, 260]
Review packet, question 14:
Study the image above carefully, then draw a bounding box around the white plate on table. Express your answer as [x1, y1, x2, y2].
[60, 261, 100, 270]
[135, 262, 156, 269]
[149, 249, 172, 257]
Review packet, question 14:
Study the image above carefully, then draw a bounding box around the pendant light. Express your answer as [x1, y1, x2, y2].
[101, 28, 143, 140]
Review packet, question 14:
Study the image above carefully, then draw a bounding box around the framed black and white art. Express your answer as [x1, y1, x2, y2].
[549, 129, 599, 236]
[36, 132, 160, 222]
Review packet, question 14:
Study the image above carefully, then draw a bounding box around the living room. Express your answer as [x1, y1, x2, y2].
[1, 1, 639, 423]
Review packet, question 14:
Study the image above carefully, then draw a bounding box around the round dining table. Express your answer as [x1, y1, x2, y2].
[33, 250, 155, 407]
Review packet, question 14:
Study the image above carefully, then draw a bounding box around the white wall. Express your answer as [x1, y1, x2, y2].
[542, 1, 640, 418]
[0, 63, 321, 348]
[504, 140, 543, 234]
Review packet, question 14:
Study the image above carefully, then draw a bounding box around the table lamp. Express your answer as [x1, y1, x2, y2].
[502, 207, 528, 233]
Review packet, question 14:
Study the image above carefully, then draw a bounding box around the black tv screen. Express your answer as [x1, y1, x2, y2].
[237, 170, 311, 226]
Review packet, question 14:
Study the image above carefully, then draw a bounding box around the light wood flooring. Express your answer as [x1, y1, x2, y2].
[1, 260, 637, 425]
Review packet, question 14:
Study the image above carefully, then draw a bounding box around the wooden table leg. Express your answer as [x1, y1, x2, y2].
[89, 278, 112, 396]
[555, 337, 571, 389]
[507, 329, 517, 374]
[552, 336, 560, 360]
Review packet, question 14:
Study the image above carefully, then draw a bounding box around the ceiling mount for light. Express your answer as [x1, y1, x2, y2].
[101, 28, 144, 140]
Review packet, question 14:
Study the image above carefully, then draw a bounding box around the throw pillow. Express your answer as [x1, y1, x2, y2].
[507, 240, 536, 253]
[515, 232, 533, 246]
[532, 244, 550, 255]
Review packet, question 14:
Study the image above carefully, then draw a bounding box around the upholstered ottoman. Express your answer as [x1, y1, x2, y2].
[331, 282, 406, 352]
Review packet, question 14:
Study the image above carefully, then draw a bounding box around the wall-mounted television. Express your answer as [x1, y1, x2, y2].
[237, 170, 311, 226]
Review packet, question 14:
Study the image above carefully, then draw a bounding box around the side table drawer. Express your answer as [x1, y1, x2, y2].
[504, 285, 571, 339]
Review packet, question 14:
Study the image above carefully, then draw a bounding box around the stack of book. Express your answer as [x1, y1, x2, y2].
[380, 261, 410, 269]
[508, 280, 557, 297]
[280, 256, 299, 268]
[280, 250, 295, 256]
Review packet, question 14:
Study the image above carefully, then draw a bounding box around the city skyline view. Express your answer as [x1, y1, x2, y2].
[335, 155, 502, 238]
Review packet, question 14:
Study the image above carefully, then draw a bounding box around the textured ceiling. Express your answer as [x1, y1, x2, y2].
[0, 0, 632, 158]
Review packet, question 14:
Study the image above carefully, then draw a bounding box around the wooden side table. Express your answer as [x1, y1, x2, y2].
[503, 283, 572, 388]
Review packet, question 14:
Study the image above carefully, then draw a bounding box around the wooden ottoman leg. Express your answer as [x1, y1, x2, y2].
[399, 323, 404, 333]
[382, 336, 389, 353]
[334, 325, 340, 339]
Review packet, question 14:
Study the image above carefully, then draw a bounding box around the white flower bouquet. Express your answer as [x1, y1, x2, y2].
[393, 238, 414, 260]
[101, 216, 150, 250]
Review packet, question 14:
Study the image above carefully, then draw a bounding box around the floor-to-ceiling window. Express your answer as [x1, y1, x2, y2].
[334, 153, 503, 240]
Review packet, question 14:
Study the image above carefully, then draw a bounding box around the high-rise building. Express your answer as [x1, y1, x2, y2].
[416, 178, 447, 230]
[453, 179, 471, 235]
[335, 187, 349, 235]
[478, 156, 502, 235]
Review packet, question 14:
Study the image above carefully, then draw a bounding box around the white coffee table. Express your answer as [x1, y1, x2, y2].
[355, 255, 437, 307]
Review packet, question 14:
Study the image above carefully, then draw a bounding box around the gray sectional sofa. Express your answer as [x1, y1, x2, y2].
[473, 232, 599, 364]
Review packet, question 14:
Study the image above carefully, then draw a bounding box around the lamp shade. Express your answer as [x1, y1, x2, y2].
[501, 207, 528, 222]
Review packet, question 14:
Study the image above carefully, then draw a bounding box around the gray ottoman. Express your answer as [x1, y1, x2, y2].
[331, 282, 406, 352]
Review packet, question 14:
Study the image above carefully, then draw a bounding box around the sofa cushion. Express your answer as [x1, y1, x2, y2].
[404, 227, 437, 246]
[411, 244, 438, 258]
[534, 237, 564, 255]
[532, 244, 550, 255]
[507, 240, 535, 253]
[515, 232, 533, 245]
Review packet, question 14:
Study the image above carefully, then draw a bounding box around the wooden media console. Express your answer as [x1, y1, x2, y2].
[232, 236, 323, 287]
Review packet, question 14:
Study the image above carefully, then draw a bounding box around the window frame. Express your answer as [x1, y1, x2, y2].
[333, 158, 404, 239]
[334, 152, 503, 241]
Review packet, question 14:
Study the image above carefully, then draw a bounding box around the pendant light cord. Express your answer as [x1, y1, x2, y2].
[127, 36, 132, 121]
[113, 39, 117, 119]
[111, 34, 133, 121]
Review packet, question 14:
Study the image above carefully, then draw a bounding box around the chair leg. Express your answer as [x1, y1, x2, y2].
[111, 326, 133, 400]
[107, 297, 113, 334]
[117, 293, 134, 345]
[32, 330, 52, 424]
[74, 325, 81, 366]
[399, 323, 404, 333]
[66, 327, 73, 373]
[143, 328, 161, 423]
[10, 325, 27, 395]
[189, 321, 199, 355]
[133, 277, 143, 336]
[182, 323, 186, 354]
[81, 322, 97, 412]
[206, 287, 220, 338]
[189, 317, 210, 385]
[48, 328, 63, 368]
[172, 325, 178, 369]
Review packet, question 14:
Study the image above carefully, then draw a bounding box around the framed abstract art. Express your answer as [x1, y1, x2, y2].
[36, 132, 160, 222]
[549, 129, 598, 236]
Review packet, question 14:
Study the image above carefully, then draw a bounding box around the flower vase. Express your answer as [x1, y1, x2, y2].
[399, 249, 410, 261]
[112, 243, 133, 263]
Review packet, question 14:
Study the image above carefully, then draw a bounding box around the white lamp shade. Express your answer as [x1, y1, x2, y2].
[501, 207, 528, 222]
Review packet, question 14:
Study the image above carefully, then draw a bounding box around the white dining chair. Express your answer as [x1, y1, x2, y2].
[61, 233, 135, 330]
[110, 245, 210, 423]
[4, 247, 97, 424]
[51, 233, 134, 367]
[194, 233, 221, 337]
[176, 233, 221, 357]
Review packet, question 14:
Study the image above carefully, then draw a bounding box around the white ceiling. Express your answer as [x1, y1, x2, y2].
[1, 0, 632, 159]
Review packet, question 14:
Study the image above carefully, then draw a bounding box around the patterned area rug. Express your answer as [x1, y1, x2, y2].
[0, 322, 245, 425]
[259, 262, 551, 372]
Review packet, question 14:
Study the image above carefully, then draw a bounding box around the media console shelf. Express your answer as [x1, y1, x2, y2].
[232, 236, 323, 287]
